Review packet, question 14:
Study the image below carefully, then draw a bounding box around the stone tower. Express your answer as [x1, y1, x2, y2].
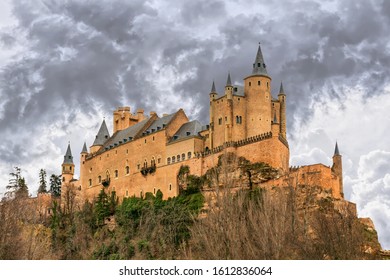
[209, 81, 218, 149]
[278, 82, 287, 139]
[62, 143, 74, 185]
[332, 142, 343, 198]
[244, 44, 272, 138]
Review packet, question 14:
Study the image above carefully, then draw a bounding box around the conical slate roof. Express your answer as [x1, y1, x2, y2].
[63, 143, 73, 164]
[93, 119, 110, 146]
[210, 81, 216, 93]
[81, 142, 88, 154]
[334, 142, 340, 156]
[252, 44, 269, 77]
[226, 72, 232, 86]
[279, 82, 285, 95]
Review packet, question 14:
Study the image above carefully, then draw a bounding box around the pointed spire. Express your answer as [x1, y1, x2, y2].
[210, 80, 216, 93]
[252, 43, 269, 77]
[273, 111, 278, 124]
[226, 72, 232, 87]
[81, 142, 88, 154]
[279, 82, 285, 95]
[334, 142, 340, 156]
[63, 143, 74, 164]
[93, 119, 110, 146]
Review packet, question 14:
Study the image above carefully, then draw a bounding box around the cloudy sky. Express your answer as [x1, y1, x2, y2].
[1, 0, 390, 249]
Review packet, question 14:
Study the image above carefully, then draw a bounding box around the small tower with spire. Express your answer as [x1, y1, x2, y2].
[62, 143, 75, 186]
[331, 142, 344, 198]
[225, 72, 233, 99]
[278, 82, 287, 139]
[90, 119, 110, 153]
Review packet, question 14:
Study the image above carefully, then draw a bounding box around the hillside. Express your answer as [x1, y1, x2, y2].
[0, 154, 383, 260]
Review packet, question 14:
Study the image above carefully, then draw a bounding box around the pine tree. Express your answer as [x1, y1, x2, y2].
[49, 174, 62, 197]
[38, 169, 47, 194]
[6, 167, 29, 198]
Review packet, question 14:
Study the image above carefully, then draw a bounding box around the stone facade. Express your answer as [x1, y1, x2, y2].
[61, 45, 343, 203]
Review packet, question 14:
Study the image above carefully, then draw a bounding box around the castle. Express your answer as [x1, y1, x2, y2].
[61, 45, 344, 203]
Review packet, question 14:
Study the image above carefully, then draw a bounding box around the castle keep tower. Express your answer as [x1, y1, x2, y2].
[244, 44, 272, 138]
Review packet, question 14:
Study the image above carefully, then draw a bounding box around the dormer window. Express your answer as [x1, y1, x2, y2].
[173, 135, 179, 140]
[152, 129, 155, 132]
[163, 124, 166, 128]
[186, 132, 191, 136]
[157, 126, 161, 130]
[129, 137, 133, 140]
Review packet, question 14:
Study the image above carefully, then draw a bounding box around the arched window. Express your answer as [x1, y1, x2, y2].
[182, 153, 185, 161]
[258, 80, 260, 86]
[114, 170, 118, 178]
[98, 176, 101, 183]
[144, 160, 147, 168]
[89, 179, 92, 186]
[167, 157, 171, 164]
[126, 166, 130, 175]
[172, 156, 176, 163]
[188, 152, 192, 159]
[177, 155, 180, 162]
[151, 157, 156, 166]
[169, 184, 172, 191]
[106, 170, 110, 181]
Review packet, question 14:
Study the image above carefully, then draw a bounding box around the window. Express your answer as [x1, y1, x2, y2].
[70, 166, 72, 171]
[115, 170, 118, 178]
[98, 176, 101, 183]
[144, 139, 147, 143]
[137, 164, 140, 170]
[89, 179, 92, 187]
[158, 158, 161, 164]
[167, 158, 171, 164]
[106, 171, 110, 181]
[151, 157, 156, 166]
[182, 153, 185, 161]
[249, 82, 251, 86]
[153, 136, 155, 141]
[225, 116, 227, 122]
[258, 81, 260, 86]
[177, 155, 180, 162]
[126, 149, 128, 155]
[126, 190, 129, 197]
[153, 188, 156, 194]
[169, 184, 172, 191]
[144, 161, 147, 168]
[236, 116, 242, 124]
[62, 177, 65, 182]
[218, 118, 222, 125]
[126, 166, 130, 175]
[172, 156, 176, 163]
[188, 152, 192, 159]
